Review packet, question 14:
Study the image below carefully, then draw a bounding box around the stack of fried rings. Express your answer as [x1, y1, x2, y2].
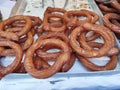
[0, 15, 42, 78]
[96, 0, 120, 14]
[103, 13, 120, 38]
[0, 7, 119, 79]
[70, 23, 118, 71]
[96, 0, 120, 38]
[0, 15, 42, 56]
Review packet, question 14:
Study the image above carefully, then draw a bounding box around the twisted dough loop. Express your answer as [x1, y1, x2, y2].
[0, 40, 23, 78]
[43, 14, 67, 32]
[103, 13, 120, 33]
[70, 23, 115, 58]
[24, 38, 70, 78]
[0, 15, 32, 37]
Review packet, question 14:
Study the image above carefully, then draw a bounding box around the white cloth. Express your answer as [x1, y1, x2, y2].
[0, 72, 120, 90]
[0, 0, 16, 20]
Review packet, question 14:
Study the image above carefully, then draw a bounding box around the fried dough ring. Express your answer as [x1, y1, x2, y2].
[0, 40, 23, 78]
[70, 23, 115, 58]
[43, 14, 67, 32]
[0, 15, 32, 37]
[36, 44, 75, 72]
[24, 38, 70, 78]
[37, 44, 75, 72]
[45, 7, 65, 28]
[103, 13, 120, 33]
[36, 32, 75, 72]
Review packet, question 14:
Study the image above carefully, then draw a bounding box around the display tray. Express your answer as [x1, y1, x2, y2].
[2, 0, 120, 79]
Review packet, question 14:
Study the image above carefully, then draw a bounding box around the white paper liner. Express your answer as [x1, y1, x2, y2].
[0, 0, 16, 20]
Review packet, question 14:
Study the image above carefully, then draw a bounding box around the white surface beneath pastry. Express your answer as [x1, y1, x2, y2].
[0, 0, 16, 20]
